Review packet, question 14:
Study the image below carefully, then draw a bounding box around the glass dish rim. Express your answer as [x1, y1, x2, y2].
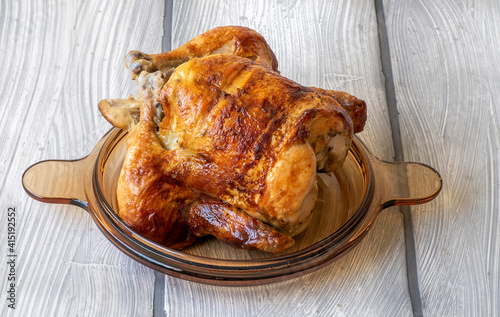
[89, 128, 377, 280]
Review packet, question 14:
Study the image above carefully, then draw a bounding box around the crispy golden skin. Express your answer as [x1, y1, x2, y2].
[125, 25, 279, 79]
[118, 97, 295, 252]
[99, 26, 278, 131]
[100, 26, 367, 252]
[156, 55, 353, 234]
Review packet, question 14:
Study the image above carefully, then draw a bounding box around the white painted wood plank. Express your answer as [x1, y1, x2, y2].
[161, 1, 411, 316]
[384, 0, 500, 315]
[0, 0, 164, 315]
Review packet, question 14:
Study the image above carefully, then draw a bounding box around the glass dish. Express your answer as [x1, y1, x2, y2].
[22, 128, 442, 285]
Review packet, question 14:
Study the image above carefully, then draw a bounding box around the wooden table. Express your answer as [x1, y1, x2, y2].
[2, 0, 499, 316]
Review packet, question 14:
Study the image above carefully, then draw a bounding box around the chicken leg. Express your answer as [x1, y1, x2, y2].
[125, 25, 279, 80]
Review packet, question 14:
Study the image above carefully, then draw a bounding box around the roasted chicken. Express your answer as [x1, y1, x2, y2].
[98, 26, 366, 252]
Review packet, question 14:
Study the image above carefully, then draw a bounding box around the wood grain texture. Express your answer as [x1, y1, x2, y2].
[160, 1, 411, 316]
[384, 0, 500, 315]
[0, 0, 163, 316]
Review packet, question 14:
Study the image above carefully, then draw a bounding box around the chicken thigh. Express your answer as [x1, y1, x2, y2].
[98, 26, 367, 252]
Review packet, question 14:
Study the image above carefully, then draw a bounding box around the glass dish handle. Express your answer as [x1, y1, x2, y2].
[371, 158, 442, 209]
[22, 157, 93, 210]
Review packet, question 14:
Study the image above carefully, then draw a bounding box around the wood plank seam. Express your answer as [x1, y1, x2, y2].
[154, 2, 174, 316]
[374, 0, 424, 316]
[162, 0, 174, 53]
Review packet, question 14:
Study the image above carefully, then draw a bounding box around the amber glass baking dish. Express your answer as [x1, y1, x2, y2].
[23, 128, 441, 285]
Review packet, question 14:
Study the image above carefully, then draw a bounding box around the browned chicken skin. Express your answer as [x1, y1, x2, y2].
[118, 97, 295, 251]
[125, 26, 279, 79]
[99, 26, 367, 252]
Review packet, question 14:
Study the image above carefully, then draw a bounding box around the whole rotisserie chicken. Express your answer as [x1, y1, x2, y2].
[98, 26, 366, 252]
